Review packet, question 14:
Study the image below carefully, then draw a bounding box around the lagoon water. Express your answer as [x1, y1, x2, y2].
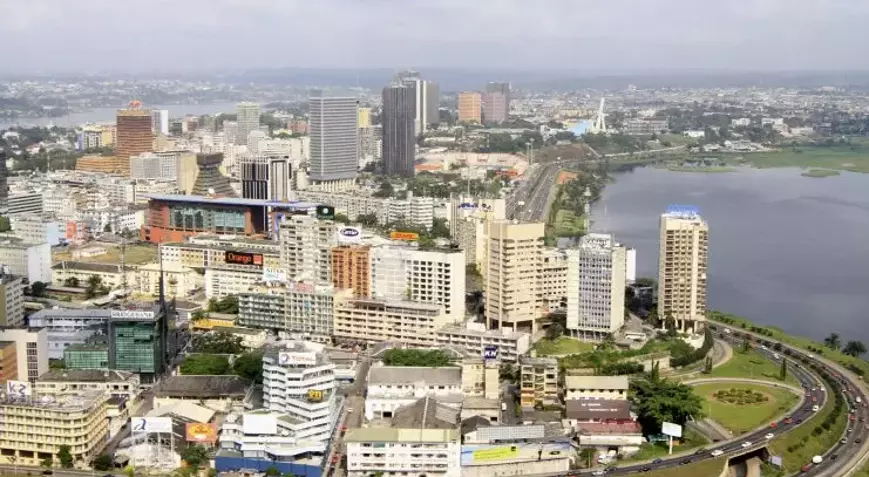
[590, 166, 869, 344]
[0, 102, 242, 130]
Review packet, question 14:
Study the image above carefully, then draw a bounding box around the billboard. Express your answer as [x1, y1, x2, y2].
[483, 346, 498, 360]
[110, 310, 155, 320]
[242, 414, 277, 435]
[336, 226, 362, 244]
[185, 423, 218, 443]
[307, 389, 324, 402]
[262, 268, 287, 283]
[278, 352, 317, 366]
[6, 380, 31, 398]
[316, 205, 335, 220]
[390, 231, 419, 241]
[225, 251, 264, 267]
[131, 417, 173, 434]
[661, 422, 683, 438]
[472, 446, 519, 462]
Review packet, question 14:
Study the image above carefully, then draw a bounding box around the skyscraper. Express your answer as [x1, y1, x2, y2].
[483, 92, 508, 124]
[240, 153, 291, 201]
[382, 82, 416, 177]
[151, 109, 169, 136]
[116, 107, 153, 175]
[486, 82, 510, 106]
[395, 71, 439, 134]
[566, 233, 627, 340]
[485, 221, 545, 333]
[308, 92, 358, 189]
[0, 151, 7, 210]
[658, 206, 708, 333]
[458, 92, 482, 124]
[236, 102, 261, 146]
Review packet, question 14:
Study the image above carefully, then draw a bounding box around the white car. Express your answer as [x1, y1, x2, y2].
[765, 433, 775, 440]
[711, 450, 724, 457]
[741, 441, 752, 448]
[592, 471, 606, 476]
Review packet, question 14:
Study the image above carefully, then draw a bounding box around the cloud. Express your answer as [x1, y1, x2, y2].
[2, 0, 869, 73]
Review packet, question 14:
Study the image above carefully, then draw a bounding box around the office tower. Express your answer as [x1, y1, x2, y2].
[279, 213, 337, 285]
[482, 92, 508, 124]
[395, 71, 439, 134]
[236, 102, 261, 147]
[116, 107, 153, 174]
[151, 109, 169, 135]
[658, 206, 708, 333]
[240, 153, 291, 201]
[382, 83, 416, 177]
[425, 82, 440, 129]
[308, 92, 358, 189]
[458, 92, 482, 124]
[130, 152, 177, 180]
[107, 308, 168, 384]
[191, 153, 237, 197]
[566, 233, 627, 339]
[486, 81, 510, 109]
[0, 151, 7, 210]
[357, 107, 372, 128]
[485, 221, 544, 333]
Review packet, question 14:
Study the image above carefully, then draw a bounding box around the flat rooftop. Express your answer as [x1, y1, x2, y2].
[146, 194, 320, 209]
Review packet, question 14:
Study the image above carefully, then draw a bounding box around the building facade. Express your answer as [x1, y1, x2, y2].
[382, 83, 416, 177]
[566, 233, 627, 339]
[308, 93, 358, 188]
[116, 108, 153, 172]
[330, 245, 371, 298]
[658, 207, 708, 333]
[333, 297, 449, 347]
[27, 309, 111, 359]
[236, 102, 261, 147]
[458, 92, 482, 124]
[485, 221, 544, 333]
[0, 328, 48, 382]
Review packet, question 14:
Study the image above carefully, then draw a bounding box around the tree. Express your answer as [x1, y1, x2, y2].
[207, 295, 239, 314]
[265, 466, 281, 476]
[631, 376, 705, 434]
[0, 215, 10, 233]
[85, 275, 103, 298]
[41, 456, 53, 470]
[63, 277, 80, 287]
[430, 218, 450, 239]
[29, 281, 47, 297]
[233, 350, 265, 383]
[357, 213, 379, 227]
[580, 448, 596, 468]
[741, 339, 751, 353]
[93, 454, 113, 471]
[373, 180, 394, 197]
[192, 331, 244, 354]
[58, 444, 73, 469]
[333, 213, 350, 224]
[382, 349, 451, 367]
[843, 341, 867, 357]
[545, 323, 564, 341]
[779, 358, 788, 381]
[181, 444, 210, 468]
[703, 356, 713, 374]
[180, 354, 231, 375]
[824, 333, 842, 351]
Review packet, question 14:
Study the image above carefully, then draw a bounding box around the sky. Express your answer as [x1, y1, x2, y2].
[2, 0, 869, 74]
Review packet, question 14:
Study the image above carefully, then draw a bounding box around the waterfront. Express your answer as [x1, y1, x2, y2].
[591, 166, 869, 344]
[0, 102, 243, 129]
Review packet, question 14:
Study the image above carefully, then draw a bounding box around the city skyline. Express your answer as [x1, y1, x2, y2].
[2, 0, 869, 73]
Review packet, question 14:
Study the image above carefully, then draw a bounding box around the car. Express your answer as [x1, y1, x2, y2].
[831, 454, 839, 460]
[812, 405, 820, 412]
[694, 448, 706, 455]
[797, 419, 804, 424]
[42, 472, 52, 477]
[680, 459, 692, 465]
[765, 433, 775, 439]
[652, 458, 663, 464]
[857, 438, 863, 444]
[592, 471, 606, 476]
[769, 421, 778, 428]
[347, 407, 354, 413]
[860, 417, 865, 422]
[742, 441, 752, 448]
[801, 464, 812, 472]
[842, 438, 848, 444]
[711, 450, 724, 457]
[848, 427, 854, 433]
[785, 417, 794, 424]
[850, 415, 856, 422]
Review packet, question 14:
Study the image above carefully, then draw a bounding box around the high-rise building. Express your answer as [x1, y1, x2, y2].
[308, 92, 358, 188]
[151, 109, 169, 136]
[116, 108, 153, 174]
[566, 233, 627, 339]
[395, 71, 439, 134]
[381, 83, 416, 177]
[0, 275, 25, 328]
[107, 307, 168, 383]
[240, 153, 291, 201]
[279, 212, 337, 285]
[330, 245, 371, 298]
[486, 82, 510, 109]
[0, 151, 7, 210]
[0, 327, 47, 382]
[457, 92, 482, 124]
[485, 221, 544, 333]
[357, 107, 371, 128]
[482, 92, 508, 124]
[130, 152, 178, 180]
[658, 206, 708, 333]
[191, 153, 237, 197]
[236, 102, 261, 147]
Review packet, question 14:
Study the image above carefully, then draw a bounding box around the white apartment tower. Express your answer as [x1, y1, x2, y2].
[658, 206, 708, 333]
[485, 221, 545, 333]
[566, 233, 627, 339]
[236, 102, 261, 147]
[278, 213, 336, 286]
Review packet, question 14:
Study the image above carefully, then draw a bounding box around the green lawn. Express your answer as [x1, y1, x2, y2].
[623, 429, 708, 463]
[693, 383, 799, 434]
[733, 146, 869, 173]
[639, 457, 727, 477]
[707, 349, 800, 387]
[533, 336, 596, 356]
[551, 208, 585, 237]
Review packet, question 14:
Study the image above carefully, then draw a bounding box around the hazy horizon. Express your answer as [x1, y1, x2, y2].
[3, 0, 869, 75]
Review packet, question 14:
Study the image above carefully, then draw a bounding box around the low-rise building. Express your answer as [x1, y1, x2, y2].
[519, 356, 559, 408]
[212, 326, 268, 349]
[564, 375, 629, 401]
[333, 296, 451, 347]
[63, 340, 109, 370]
[0, 275, 24, 327]
[365, 365, 463, 420]
[435, 325, 531, 362]
[238, 283, 336, 343]
[137, 262, 202, 299]
[564, 399, 632, 430]
[51, 261, 137, 290]
[153, 375, 249, 413]
[0, 239, 51, 284]
[28, 309, 112, 360]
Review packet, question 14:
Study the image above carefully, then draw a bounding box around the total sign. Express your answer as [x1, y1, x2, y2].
[337, 226, 362, 244]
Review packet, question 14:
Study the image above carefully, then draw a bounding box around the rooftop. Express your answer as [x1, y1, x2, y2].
[51, 261, 135, 273]
[154, 375, 249, 398]
[37, 369, 135, 383]
[564, 375, 629, 391]
[391, 396, 459, 430]
[565, 399, 632, 421]
[368, 366, 462, 386]
[146, 194, 320, 209]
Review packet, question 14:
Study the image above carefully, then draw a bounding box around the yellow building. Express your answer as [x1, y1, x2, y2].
[159, 238, 280, 270]
[458, 92, 483, 124]
[357, 107, 371, 128]
[75, 155, 127, 175]
[0, 341, 18, 384]
[137, 262, 203, 300]
[0, 391, 108, 467]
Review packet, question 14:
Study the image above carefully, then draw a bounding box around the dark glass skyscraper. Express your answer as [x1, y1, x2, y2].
[382, 83, 416, 177]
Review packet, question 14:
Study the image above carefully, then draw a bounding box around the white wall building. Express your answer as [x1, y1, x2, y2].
[0, 240, 51, 284]
[566, 233, 627, 339]
[0, 327, 48, 382]
[28, 309, 112, 359]
[365, 366, 462, 421]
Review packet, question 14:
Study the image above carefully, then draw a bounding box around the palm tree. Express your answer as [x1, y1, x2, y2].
[824, 333, 842, 351]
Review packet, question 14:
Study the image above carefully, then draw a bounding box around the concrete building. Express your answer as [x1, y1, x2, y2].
[203, 267, 261, 299]
[151, 109, 169, 136]
[370, 245, 466, 322]
[564, 375, 629, 401]
[333, 297, 451, 347]
[36, 369, 141, 405]
[0, 275, 24, 327]
[9, 216, 63, 246]
[0, 391, 108, 467]
[239, 153, 291, 201]
[330, 245, 371, 298]
[51, 262, 136, 291]
[541, 247, 569, 313]
[623, 118, 668, 136]
[485, 221, 544, 333]
[0, 341, 18, 383]
[238, 283, 337, 343]
[308, 92, 358, 189]
[382, 82, 416, 177]
[346, 396, 461, 477]
[458, 92, 482, 124]
[130, 152, 177, 180]
[137, 262, 202, 300]
[279, 213, 336, 286]
[435, 324, 531, 363]
[566, 233, 627, 339]
[482, 92, 508, 124]
[357, 107, 371, 128]
[7, 192, 43, 217]
[236, 102, 261, 147]
[107, 307, 168, 383]
[0, 327, 48, 382]
[365, 366, 463, 420]
[448, 196, 506, 267]
[116, 108, 154, 172]
[396, 71, 440, 134]
[191, 153, 236, 198]
[291, 191, 435, 230]
[658, 206, 708, 333]
[27, 309, 111, 359]
[153, 375, 248, 413]
[519, 356, 558, 408]
[0, 240, 51, 284]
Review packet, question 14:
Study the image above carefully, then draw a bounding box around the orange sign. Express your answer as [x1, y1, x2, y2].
[390, 231, 420, 241]
[185, 423, 217, 443]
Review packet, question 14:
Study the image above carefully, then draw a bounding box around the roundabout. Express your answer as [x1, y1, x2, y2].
[692, 382, 801, 434]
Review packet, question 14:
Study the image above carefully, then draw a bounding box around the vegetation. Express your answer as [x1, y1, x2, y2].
[0, 216, 10, 233]
[707, 348, 799, 386]
[694, 383, 798, 433]
[28, 281, 47, 297]
[53, 244, 157, 265]
[63, 277, 80, 287]
[180, 444, 210, 468]
[85, 275, 109, 298]
[192, 331, 245, 354]
[533, 336, 595, 356]
[843, 340, 867, 357]
[180, 354, 231, 375]
[58, 445, 73, 469]
[233, 350, 265, 383]
[93, 454, 114, 471]
[544, 323, 564, 341]
[207, 295, 239, 314]
[631, 365, 705, 435]
[382, 349, 452, 367]
[624, 429, 708, 463]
